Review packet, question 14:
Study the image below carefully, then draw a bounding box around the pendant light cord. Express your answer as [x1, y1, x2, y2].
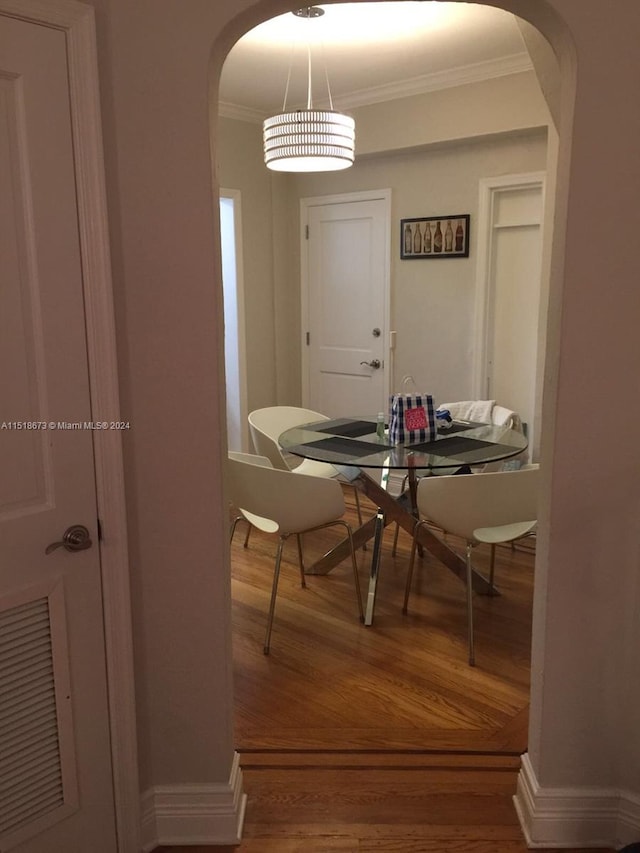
[322, 44, 334, 111]
[282, 7, 335, 113]
[281, 39, 295, 111]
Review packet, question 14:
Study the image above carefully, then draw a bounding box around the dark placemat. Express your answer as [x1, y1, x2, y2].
[293, 436, 392, 458]
[408, 436, 515, 458]
[438, 421, 476, 434]
[313, 419, 376, 438]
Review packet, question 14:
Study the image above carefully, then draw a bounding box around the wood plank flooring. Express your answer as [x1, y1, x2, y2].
[231, 487, 534, 754]
[154, 490, 615, 852]
[157, 758, 613, 853]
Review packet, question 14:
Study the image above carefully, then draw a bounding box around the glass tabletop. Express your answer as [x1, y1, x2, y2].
[279, 416, 528, 470]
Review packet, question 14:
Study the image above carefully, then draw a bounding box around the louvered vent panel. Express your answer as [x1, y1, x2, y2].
[0, 597, 64, 838]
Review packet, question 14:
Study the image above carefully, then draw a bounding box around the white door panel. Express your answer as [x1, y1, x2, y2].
[303, 192, 390, 418]
[489, 225, 541, 434]
[316, 371, 384, 418]
[0, 14, 116, 852]
[475, 176, 544, 455]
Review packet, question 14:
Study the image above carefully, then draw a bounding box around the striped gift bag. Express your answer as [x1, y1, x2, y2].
[389, 392, 436, 446]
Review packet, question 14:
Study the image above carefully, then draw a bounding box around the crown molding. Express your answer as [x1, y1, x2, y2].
[338, 52, 532, 110]
[218, 53, 533, 123]
[218, 101, 266, 123]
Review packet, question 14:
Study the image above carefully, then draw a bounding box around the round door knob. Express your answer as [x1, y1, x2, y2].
[45, 524, 93, 555]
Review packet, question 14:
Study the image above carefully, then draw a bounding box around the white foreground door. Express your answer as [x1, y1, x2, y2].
[0, 14, 116, 852]
[302, 191, 391, 418]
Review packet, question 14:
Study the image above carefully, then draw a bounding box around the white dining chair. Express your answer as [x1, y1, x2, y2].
[227, 451, 364, 654]
[248, 406, 365, 527]
[390, 402, 526, 557]
[403, 465, 539, 666]
[229, 451, 274, 548]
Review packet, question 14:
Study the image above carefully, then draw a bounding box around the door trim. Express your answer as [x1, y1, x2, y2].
[300, 189, 392, 409]
[0, 1, 139, 850]
[472, 171, 546, 400]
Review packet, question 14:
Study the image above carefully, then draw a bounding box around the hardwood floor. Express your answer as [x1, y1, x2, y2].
[157, 758, 614, 853]
[232, 487, 533, 753]
[155, 492, 615, 851]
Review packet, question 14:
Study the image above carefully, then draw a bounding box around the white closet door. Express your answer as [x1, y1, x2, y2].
[476, 178, 544, 451]
[0, 13, 116, 852]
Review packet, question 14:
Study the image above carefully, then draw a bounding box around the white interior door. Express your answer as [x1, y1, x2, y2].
[0, 14, 116, 851]
[302, 190, 391, 418]
[474, 176, 544, 453]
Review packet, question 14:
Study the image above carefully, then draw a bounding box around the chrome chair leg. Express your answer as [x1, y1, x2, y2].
[339, 520, 364, 622]
[353, 487, 363, 526]
[264, 535, 286, 655]
[231, 516, 252, 547]
[391, 522, 400, 557]
[296, 533, 306, 588]
[317, 518, 364, 621]
[264, 521, 363, 654]
[489, 543, 496, 593]
[465, 542, 476, 667]
[402, 519, 426, 613]
[230, 515, 241, 543]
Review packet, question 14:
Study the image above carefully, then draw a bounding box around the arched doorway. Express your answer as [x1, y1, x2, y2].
[214, 0, 573, 756]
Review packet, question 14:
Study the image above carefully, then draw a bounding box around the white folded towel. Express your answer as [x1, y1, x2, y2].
[492, 405, 524, 433]
[439, 399, 496, 423]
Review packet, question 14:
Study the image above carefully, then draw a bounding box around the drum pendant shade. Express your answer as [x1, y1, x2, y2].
[263, 7, 355, 173]
[263, 110, 355, 172]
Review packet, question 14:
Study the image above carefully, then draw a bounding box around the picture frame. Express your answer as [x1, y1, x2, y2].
[400, 214, 470, 259]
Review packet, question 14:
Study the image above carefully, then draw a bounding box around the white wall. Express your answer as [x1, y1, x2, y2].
[292, 130, 547, 405]
[90, 0, 239, 795]
[352, 70, 549, 155]
[217, 71, 550, 411]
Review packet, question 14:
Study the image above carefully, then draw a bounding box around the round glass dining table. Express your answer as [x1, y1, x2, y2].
[279, 416, 528, 625]
[279, 415, 527, 473]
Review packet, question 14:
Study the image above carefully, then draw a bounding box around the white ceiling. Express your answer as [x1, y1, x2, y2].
[218, 2, 531, 121]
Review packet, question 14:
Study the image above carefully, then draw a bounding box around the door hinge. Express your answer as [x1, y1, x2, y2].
[97, 518, 103, 541]
[305, 224, 309, 239]
[306, 332, 310, 345]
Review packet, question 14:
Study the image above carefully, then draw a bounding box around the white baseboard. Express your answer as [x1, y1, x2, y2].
[140, 751, 247, 851]
[514, 752, 640, 849]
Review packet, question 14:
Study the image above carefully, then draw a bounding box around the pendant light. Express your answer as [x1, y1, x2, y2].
[263, 7, 355, 173]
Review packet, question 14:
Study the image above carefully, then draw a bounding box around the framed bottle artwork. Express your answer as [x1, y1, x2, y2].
[400, 214, 470, 259]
